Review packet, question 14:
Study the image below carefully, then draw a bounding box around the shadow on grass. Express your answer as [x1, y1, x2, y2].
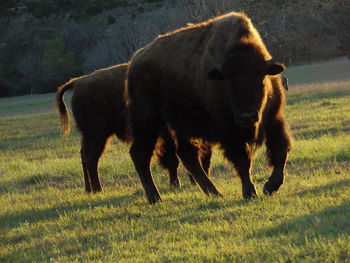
[292, 126, 350, 140]
[331, 152, 350, 162]
[251, 179, 350, 242]
[251, 201, 350, 241]
[0, 132, 61, 151]
[0, 192, 140, 232]
[289, 151, 350, 167]
[0, 173, 79, 194]
[4, 230, 118, 262]
[295, 178, 350, 197]
[0, 171, 200, 233]
[174, 199, 250, 225]
[2, 197, 250, 261]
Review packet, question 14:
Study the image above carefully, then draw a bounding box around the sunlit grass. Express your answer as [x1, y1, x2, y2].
[1, 59, 350, 262]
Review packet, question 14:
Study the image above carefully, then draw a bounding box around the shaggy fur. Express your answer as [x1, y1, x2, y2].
[55, 63, 205, 192]
[126, 12, 292, 204]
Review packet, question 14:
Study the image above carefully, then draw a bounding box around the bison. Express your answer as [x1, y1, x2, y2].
[282, 76, 289, 91]
[55, 63, 210, 193]
[126, 12, 292, 204]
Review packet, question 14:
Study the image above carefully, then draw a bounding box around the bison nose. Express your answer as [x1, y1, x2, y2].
[236, 112, 259, 126]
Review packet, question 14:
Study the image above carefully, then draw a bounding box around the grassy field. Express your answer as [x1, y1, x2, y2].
[1, 58, 350, 262]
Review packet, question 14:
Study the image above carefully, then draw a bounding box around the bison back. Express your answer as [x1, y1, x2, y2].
[72, 64, 129, 142]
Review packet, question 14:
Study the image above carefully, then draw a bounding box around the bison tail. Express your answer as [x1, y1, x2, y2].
[55, 80, 74, 136]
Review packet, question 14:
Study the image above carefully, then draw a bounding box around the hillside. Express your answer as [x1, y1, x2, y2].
[1, 0, 350, 97]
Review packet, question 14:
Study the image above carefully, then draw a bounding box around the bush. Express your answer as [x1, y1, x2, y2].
[107, 15, 116, 24]
[85, 0, 104, 16]
[40, 38, 81, 93]
[106, 0, 130, 9]
[27, 0, 58, 18]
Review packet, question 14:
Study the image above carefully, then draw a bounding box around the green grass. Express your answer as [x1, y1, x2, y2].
[1, 58, 350, 262]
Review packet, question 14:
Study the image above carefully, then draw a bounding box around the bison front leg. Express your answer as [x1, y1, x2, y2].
[224, 142, 257, 199]
[130, 140, 162, 204]
[176, 137, 222, 196]
[263, 118, 292, 195]
[129, 110, 164, 204]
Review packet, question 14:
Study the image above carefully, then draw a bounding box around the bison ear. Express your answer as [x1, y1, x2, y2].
[266, 63, 285, 76]
[207, 69, 225, 81]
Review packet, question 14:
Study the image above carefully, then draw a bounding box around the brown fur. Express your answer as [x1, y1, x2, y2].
[126, 12, 292, 204]
[55, 63, 203, 192]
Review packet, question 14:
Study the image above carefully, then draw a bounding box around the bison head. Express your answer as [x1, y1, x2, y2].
[207, 44, 284, 127]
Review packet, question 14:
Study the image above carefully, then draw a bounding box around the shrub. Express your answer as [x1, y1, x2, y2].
[107, 15, 116, 24]
[27, 0, 58, 18]
[85, 0, 104, 16]
[40, 38, 81, 93]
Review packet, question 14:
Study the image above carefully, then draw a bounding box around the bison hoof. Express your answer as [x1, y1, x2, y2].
[263, 181, 282, 195]
[188, 174, 197, 186]
[170, 179, 181, 188]
[212, 191, 224, 197]
[206, 187, 223, 197]
[242, 185, 258, 199]
[218, 192, 224, 197]
[147, 193, 162, 205]
[91, 187, 103, 193]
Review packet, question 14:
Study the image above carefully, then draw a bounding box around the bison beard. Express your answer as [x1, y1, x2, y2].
[126, 12, 292, 204]
[55, 64, 210, 193]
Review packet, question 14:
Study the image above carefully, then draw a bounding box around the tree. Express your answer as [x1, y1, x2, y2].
[40, 38, 81, 93]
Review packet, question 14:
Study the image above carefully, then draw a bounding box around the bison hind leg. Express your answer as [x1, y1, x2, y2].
[130, 139, 162, 204]
[156, 129, 181, 188]
[176, 137, 222, 197]
[199, 141, 212, 176]
[81, 134, 109, 193]
[81, 147, 92, 193]
[185, 140, 213, 186]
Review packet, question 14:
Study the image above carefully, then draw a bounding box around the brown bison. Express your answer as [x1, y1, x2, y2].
[282, 76, 289, 91]
[55, 63, 209, 193]
[126, 12, 292, 204]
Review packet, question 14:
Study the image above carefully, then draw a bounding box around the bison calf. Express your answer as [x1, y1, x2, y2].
[55, 63, 201, 193]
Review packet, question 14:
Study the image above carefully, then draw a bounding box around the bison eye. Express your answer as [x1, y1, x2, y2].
[207, 69, 225, 81]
